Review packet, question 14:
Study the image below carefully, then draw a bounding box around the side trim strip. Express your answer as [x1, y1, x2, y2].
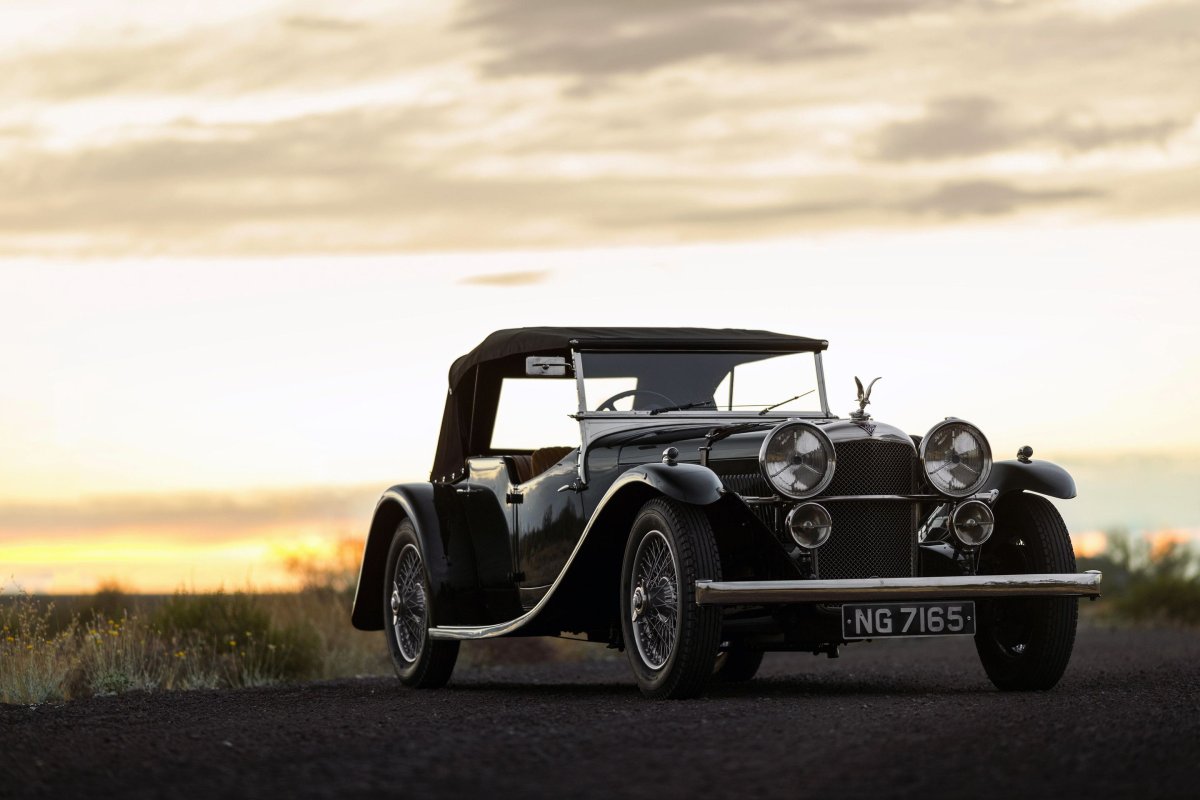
[430, 469, 703, 641]
[693, 571, 1102, 605]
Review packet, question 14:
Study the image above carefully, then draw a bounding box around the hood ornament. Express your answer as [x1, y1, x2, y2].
[850, 376, 881, 421]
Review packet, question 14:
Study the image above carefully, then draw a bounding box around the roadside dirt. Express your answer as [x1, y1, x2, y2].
[2, 627, 1198, 799]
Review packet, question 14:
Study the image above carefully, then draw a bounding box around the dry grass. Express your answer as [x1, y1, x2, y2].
[0, 596, 78, 704]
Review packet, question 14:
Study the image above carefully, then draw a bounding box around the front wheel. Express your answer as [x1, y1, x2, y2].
[384, 520, 459, 688]
[974, 493, 1078, 691]
[620, 498, 722, 699]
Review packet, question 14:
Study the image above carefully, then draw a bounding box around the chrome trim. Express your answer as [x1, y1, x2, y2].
[786, 502, 832, 549]
[572, 348, 588, 486]
[735, 491, 996, 505]
[849, 376, 881, 421]
[950, 499, 995, 546]
[574, 411, 831, 420]
[694, 571, 1103, 605]
[819, 493, 942, 502]
[429, 471, 675, 641]
[758, 421, 837, 500]
[814, 351, 832, 417]
[918, 418, 993, 499]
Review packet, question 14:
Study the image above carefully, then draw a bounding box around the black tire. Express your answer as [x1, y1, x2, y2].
[620, 498, 722, 699]
[713, 646, 765, 683]
[384, 520, 459, 688]
[974, 493, 1078, 691]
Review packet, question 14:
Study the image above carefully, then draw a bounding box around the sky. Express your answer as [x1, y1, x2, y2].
[1, 0, 1198, 592]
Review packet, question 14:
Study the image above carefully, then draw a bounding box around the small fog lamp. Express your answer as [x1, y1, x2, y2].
[951, 500, 995, 546]
[786, 502, 833, 549]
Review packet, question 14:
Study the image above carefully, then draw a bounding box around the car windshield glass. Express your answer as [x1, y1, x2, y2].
[581, 351, 822, 414]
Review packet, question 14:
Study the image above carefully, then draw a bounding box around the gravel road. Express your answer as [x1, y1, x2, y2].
[3, 626, 1198, 799]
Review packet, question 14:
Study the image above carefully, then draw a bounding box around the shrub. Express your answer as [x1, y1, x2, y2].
[1079, 534, 1200, 627]
[0, 593, 77, 704]
[151, 591, 321, 685]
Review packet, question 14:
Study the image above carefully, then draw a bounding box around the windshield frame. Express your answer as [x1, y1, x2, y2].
[571, 349, 832, 420]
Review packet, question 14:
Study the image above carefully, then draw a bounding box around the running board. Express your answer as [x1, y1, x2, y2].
[694, 571, 1102, 605]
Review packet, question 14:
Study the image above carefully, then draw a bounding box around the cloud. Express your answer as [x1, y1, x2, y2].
[1, 1, 1196, 256]
[459, 269, 552, 287]
[1036, 114, 1187, 152]
[901, 180, 1102, 217]
[0, 485, 381, 541]
[0, 11, 447, 101]
[457, 1, 1022, 79]
[282, 15, 367, 34]
[872, 95, 1190, 161]
[872, 96, 1022, 161]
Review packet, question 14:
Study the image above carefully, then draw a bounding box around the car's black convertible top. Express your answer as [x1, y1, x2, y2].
[434, 327, 826, 480]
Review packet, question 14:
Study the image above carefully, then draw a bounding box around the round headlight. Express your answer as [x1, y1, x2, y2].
[786, 502, 833, 549]
[920, 419, 992, 498]
[951, 500, 995, 546]
[759, 422, 836, 499]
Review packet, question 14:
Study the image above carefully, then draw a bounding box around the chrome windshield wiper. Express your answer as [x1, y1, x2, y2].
[757, 389, 816, 415]
[649, 399, 717, 415]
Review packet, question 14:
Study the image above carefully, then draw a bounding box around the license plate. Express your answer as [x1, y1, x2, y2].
[842, 601, 976, 639]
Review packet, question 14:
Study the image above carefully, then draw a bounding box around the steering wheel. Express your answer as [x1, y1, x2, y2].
[595, 389, 677, 412]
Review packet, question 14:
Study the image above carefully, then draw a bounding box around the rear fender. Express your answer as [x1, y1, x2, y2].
[350, 483, 480, 631]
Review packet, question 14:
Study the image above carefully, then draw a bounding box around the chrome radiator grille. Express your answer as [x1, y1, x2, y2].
[817, 439, 916, 579]
[815, 502, 915, 579]
[710, 438, 918, 580]
[824, 438, 916, 496]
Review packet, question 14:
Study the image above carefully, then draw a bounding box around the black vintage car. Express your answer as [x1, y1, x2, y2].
[351, 328, 1101, 698]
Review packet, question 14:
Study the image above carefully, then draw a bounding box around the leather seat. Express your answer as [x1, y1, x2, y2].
[509, 455, 534, 484]
[531, 446, 575, 477]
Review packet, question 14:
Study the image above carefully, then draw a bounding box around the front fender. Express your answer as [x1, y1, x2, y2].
[350, 483, 479, 631]
[982, 459, 1077, 500]
[508, 462, 724, 635]
[609, 461, 724, 506]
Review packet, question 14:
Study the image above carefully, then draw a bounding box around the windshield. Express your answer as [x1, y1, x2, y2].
[580, 351, 823, 415]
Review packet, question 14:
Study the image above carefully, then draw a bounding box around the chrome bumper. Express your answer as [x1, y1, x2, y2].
[694, 571, 1102, 605]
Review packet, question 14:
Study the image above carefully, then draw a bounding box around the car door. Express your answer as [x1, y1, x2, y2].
[460, 457, 525, 622]
[512, 454, 584, 610]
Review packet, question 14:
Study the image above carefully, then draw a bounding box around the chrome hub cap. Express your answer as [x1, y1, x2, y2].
[630, 530, 679, 671]
[631, 586, 647, 619]
[391, 544, 427, 663]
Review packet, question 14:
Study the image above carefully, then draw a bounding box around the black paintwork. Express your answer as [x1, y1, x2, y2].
[983, 459, 1077, 499]
[352, 432, 1078, 643]
[352, 330, 1077, 651]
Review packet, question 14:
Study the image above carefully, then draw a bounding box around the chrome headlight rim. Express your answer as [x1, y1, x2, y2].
[950, 499, 995, 546]
[758, 421, 836, 500]
[785, 501, 833, 549]
[919, 418, 993, 499]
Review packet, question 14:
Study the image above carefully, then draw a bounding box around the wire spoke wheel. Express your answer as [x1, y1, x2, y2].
[390, 544, 427, 663]
[630, 530, 680, 670]
[383, 520, 458, 688]
[620, 498, 722, 699]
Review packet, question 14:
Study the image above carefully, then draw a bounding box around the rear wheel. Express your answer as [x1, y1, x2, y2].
[384, 520, 459, 688]
[974, 493, 1078, 691]
[620, 498, 722, 699]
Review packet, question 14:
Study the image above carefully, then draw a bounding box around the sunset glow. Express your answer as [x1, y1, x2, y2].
[2, 1, 1198, 592]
